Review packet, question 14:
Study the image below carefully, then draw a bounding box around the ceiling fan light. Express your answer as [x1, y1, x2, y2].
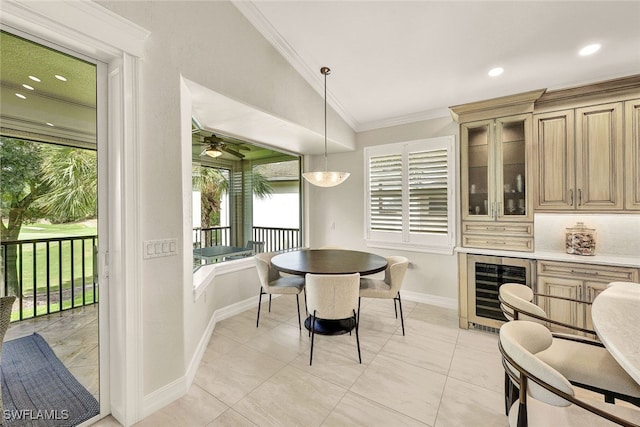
[205, 147, 223, 158]
[302, 171, 350, 187]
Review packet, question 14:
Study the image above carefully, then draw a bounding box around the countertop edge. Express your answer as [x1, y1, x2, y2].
[454, 247, 639, 268]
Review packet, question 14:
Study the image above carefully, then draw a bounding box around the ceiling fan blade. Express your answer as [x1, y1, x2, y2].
[222, 146, 245, 158]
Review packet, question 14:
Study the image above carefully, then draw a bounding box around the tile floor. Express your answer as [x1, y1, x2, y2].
[4, 303, 100, 401]
[98, 297, 509, 426]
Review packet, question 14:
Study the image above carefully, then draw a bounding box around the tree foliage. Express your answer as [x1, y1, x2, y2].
[192, 165, 272, 228]
[1, 136, 96, 295]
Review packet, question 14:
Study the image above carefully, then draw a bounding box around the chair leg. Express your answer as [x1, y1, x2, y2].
[256, 288, 264, 328]
[268, 294, 272, 312]
[309, 311, 316, 366]
[504, 372, 519, 415]
[357, 297, 361, 323]
[296, 294, 301, 331]
[517, 377, 528, 427]
[353, 309, 361, 364]
[395, 292, 405, 336]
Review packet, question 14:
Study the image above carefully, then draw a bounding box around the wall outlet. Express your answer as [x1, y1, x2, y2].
[144, 238, 178, 259]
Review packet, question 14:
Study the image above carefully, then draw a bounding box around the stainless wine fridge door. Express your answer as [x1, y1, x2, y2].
[466, 254, 535, 330]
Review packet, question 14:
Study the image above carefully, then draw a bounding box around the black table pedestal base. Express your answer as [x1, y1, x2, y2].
[304, 316, 356, 336]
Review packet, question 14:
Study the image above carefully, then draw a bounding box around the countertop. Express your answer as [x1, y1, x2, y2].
[455, 246, 639, 268]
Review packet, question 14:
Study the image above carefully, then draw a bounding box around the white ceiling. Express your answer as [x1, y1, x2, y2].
[234, 0, 640, 132]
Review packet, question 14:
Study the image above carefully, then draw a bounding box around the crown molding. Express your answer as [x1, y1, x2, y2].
[232, 0, 359, 131]
[356, 107, 452, 132]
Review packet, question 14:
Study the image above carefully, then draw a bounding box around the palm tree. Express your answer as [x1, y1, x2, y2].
[36, 146, 97, 223]
[192, 165, 272, 229]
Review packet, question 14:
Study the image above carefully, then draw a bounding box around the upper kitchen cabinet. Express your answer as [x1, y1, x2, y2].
[533, 103, 623, 210]
[451, 90, 543, 251]
[625, 99, 640, 210]
[533, 75, 640, 212]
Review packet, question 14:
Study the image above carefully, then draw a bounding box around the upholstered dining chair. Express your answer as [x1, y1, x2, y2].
[254, 252, 305, 330]
[305, 273, 361, 366]
[0, 295, 16, 422]
[499, 320, 640, 427]
[358, 255, 409, 335]
[499, 283, 640, 413]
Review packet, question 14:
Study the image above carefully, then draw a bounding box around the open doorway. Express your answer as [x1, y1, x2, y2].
[1, 30, 101, 425]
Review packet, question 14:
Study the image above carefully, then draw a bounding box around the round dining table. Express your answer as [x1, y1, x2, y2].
[271, 249, 388, 335]
[591, 281, 640, 385]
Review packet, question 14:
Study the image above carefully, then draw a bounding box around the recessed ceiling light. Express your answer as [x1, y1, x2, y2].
[46, 122, 55, 127]
[15, 93, 26, 99]
[579, 43, 601, 56]
[54, 74, 67, 82]
[22, 84, 34, 90]
[488, 67, 504, 77]
[28, 75, 41, 82]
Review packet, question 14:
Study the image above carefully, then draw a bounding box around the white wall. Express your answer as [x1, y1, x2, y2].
[307, 116, 461, 303]
[96, 0, 353, 407]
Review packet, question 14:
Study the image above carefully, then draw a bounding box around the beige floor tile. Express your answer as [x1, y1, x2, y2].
[202, 332, 244, 363]
[193, 344, 286, 406]
[207, 408, 257, 426]
[379, 323, 457, 375]
[244, 322, 309, 363]
[232, 365, 347, 427]
[448, 330, 504, 393]
[323, 392, 428, 426]
[434, 376, 508, 427]
[288, 337, 368, 389]
[350, 354, 447, 425]
[134, 384, 228, 427]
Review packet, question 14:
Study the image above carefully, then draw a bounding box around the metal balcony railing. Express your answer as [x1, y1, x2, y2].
[1, 235, 98, 322]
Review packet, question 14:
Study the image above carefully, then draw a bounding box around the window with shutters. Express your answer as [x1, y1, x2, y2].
[365, 136, 456, 254]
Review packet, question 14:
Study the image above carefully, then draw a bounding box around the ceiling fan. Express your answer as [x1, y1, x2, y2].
[199, 134, 246, 159]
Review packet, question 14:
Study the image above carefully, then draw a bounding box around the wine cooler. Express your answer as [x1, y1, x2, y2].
[464, 254, 535, 330]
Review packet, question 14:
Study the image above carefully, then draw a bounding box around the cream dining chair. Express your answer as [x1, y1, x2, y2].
[305, 273, 361, 366]
[500, 320, 640, 427]
[499, 283, 640, 413]
[254, 252, 305, 330]
[358, 256, 409, 335]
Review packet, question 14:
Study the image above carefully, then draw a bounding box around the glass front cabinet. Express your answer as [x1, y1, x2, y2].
[462, 115, 532, 222]
[452, 90, 543, 252]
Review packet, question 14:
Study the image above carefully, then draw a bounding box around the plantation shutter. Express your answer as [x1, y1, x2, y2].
[369, 153, 403, 232]
[408, 149, 449, 234]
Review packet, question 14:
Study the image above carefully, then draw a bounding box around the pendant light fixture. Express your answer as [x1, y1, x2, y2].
[302, 67, 350, 187]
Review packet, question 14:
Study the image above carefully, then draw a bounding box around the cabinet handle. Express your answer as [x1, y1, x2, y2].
[578, 189, 582, 206]
[497, 202, 502, 219]
[488, 227, 506, 231]
[486, 241, 506, 245]
[569, 189, 574, 206]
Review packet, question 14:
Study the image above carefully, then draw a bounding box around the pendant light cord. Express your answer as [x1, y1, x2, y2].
[323, 69, 328, 172]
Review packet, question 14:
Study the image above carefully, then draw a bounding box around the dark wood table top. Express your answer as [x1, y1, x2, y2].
[271, 249, 387, 276]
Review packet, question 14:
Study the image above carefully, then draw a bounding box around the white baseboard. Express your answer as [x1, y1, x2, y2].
[401, 290, 458, 311]
[141, 294, 258, 419]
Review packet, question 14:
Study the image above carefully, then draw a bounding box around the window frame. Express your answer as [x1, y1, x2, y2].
[364, 135, 457, 255]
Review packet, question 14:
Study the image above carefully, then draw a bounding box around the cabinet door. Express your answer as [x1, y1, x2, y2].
[538, 276, 581, 333]
[461, 120, 494, 220]
[533, 110, 575, 210]
[575, 103, 624, 210]
[497, 115, 532, 221]
[625, 99, 640, 210]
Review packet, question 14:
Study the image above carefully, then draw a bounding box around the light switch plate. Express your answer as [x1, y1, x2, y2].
[144, 238, 178, 259]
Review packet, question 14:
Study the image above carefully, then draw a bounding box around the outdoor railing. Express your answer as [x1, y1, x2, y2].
[193, 226, 231, 248]
[1, 235, 98, 322]
[252, 226, 301, 252]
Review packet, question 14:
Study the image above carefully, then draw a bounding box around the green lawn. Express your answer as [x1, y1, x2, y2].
[4, 221, 98, 320]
